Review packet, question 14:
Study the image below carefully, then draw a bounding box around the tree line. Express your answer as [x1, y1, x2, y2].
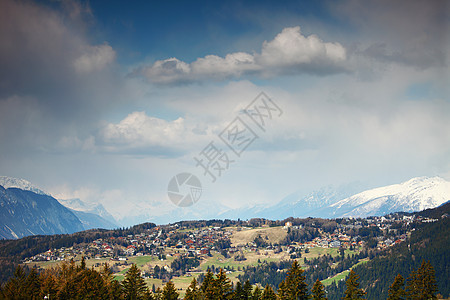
[0, 257, 439, 300]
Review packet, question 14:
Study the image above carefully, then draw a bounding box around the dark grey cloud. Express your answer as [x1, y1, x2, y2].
[330, 0, 449, 70]
[0, 0, 119, 156]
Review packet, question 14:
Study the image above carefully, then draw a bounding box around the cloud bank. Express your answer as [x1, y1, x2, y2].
[135, 26, 347, 84]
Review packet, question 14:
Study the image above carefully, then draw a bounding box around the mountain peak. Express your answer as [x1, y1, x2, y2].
[329, 176, 450, 217]
[0, 176, 48, 196]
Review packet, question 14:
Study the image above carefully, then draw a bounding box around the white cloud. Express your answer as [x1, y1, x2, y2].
[258, 26, 346, 70]
[141, 58, 191, 84]
[136, 26, 347, 84]
[73, 43, 116, 73]
[98, 111, 213, 155]
[192, 52, 259, 78]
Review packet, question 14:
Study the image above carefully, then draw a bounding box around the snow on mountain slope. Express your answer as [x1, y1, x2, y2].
[57, 198, 117, 225]
[0, 176, 48, 195]
[329, 176, 450, 217]
[0, 176, 118, 228]
[0, 185, 84, 239]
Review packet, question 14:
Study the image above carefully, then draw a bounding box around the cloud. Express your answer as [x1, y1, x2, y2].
[98, 111, 212, 156]
[330, 0, 448, 70]
[134, 26, 347, 84]
[0, 0, 120, 157]
[193, 52, 258, 78]
[141, 58, 191, 84]
[257, 26, 346, 74]
[73, 43, 116, 73]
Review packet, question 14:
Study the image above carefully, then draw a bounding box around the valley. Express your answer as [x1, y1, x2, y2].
[9, 210, 439, 298]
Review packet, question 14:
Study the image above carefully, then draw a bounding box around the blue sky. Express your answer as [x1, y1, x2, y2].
[0, 0, 449, 225]
[88, 1, 335, 62]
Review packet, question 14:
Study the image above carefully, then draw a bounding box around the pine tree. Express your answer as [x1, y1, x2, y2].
[278, 260, 309, 300]
[214, 269, 233, 299]
[387, 274, 406, 300]
[73, 268, 109, 299]
[40, 272, 58, 300]
[342, 269, 366, 300]
[2, 265, 28, 299]
[406, 260, 438, 300]
[234, 281, 245, 299]
[154, 287, 163, 300]
[101, 262, 123, 299]
[162, 281, 179, 300]
[277, 280, 287, 299]
[144, 288, 156, 300]
[122, 264, 148, 300]
[243, 280, 252, 299]
[111, 280, 125, 300]
[201, 270, 215, 294]
[25, 267, 41, 300]
[251, 286, 262, 300]
[59, 259, 77, 284]
[421, 261, 438, 300]
[100, 263, 114, 283]
[311, 279, 327, 300]
[185, 278, 203, 300]
[406, 268, 420, 300]
[77, 256, 87, 271]
[260, 285, 277, 300]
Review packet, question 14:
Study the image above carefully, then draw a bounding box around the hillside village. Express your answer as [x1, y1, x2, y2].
[23, 212, 440, 289]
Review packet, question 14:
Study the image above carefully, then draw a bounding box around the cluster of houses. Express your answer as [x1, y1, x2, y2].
[23, 213, 441, 264]
[24, 225, 230, 263]
[25, 247, 77, 263]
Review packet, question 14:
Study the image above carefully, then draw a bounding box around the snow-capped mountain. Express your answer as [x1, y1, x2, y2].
[57, 198, 118, 229]
[325, 176, 450, 218]
[0, 185, 84, 239]
[57, 198, 116, 222]
[261, 182, 367, 219]
[0, 176, 118, 233]
[217, 182, 368, 220]
[224, 176, 450, 220]
[0, 176, 48, 196]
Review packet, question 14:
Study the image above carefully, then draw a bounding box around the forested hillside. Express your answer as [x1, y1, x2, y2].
[326, 204, 449, 299]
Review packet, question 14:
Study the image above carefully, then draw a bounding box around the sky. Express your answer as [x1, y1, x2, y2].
[0, 0, 449, 225]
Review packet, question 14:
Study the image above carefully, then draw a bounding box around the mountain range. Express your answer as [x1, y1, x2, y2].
[0, 177, 118, 239]
[121, 176, 449, 225]
[0, 175, 449, 239]
[255, 176, 449, 219]
[218, 176, 449, 221]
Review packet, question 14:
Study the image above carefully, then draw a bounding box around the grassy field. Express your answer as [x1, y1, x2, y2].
[301, 246, 361, 261]
[229, 226, 287, 247]
[199, 249, 290, 271]
[322, 270, 349, 286]
[322, 258, 369, 286]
